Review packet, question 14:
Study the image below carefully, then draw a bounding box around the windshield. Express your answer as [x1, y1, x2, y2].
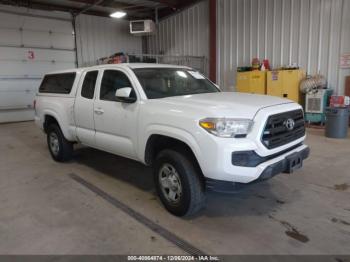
[133, 68, 220, 99]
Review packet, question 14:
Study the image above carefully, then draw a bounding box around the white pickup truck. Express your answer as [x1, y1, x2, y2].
[34, 63, 309, 216]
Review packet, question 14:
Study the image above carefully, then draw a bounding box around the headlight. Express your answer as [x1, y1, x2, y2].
[199, 118, 253, 138]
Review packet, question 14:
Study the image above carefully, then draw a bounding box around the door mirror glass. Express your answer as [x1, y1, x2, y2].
[115, 87, 136, 103]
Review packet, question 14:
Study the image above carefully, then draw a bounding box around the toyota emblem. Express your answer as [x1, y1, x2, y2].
[284, 118, 295, 131]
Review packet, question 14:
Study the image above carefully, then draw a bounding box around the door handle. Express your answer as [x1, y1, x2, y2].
[94, 108, 104, 115]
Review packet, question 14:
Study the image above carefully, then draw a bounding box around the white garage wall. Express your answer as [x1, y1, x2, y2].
[146, 1, 209, 58]
[217, 0, 350, 94]
[0, 5, 76, 123]
[75, 14, 142, 67]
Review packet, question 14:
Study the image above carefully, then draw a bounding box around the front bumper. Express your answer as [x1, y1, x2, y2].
[200, 138, 308, 183]
[257, 146, 309, 179]
[206, 146, 310, 192]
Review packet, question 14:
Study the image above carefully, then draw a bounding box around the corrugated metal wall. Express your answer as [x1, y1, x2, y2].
[75, 14, 142, 67]
[146, 1, 209, 58]
[217, 0, 350, 94]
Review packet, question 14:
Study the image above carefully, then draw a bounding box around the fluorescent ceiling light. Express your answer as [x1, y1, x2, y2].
[110, 11, 126, 18]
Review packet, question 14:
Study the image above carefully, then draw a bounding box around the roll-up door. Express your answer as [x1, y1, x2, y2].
[0, 9, 76, 123]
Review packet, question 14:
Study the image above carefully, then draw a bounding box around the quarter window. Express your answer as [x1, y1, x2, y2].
[100, 70, 135, 101]
[39, 73, 76, 94]
[81, 71, 98, 99]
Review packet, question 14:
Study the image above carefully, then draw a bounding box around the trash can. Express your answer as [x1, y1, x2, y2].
[325, 107, 350, 138]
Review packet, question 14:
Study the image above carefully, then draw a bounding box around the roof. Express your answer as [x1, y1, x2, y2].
[126, 63, 190, 69]
[46, 63, 191, 74]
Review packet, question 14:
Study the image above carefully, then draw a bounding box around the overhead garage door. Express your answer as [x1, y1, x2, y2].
[0, 9, 76, 123]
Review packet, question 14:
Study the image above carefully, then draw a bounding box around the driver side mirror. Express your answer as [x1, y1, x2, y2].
[115, 87, 136, 103]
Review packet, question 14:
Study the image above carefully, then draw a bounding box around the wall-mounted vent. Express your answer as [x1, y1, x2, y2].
[130, 20, 156, 36]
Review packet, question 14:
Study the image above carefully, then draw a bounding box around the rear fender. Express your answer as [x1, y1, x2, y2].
[43, 109, 75, 141]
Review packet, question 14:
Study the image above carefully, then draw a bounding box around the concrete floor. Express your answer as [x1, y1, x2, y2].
[0, 121, 349, 255]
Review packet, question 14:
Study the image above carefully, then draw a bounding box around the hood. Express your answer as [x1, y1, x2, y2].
[160, 92, 294, 118]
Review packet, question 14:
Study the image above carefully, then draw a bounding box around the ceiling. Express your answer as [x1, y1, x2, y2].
[0, 0, 202, 20]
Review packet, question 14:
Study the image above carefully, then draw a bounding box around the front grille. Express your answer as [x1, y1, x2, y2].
[261, 109, 305, 149]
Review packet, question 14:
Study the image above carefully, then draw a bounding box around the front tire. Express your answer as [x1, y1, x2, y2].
[154, 149, 205, 217]
[47, 124, 73, 162]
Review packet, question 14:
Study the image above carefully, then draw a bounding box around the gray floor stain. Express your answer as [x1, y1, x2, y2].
[269, 215, 310, 243]
[276, 199, 285, 204]
[255, 194, 267, 199]
[6, 144, 14, 150]
[334, 183, 349, 191]
[331, 218, 350, 226]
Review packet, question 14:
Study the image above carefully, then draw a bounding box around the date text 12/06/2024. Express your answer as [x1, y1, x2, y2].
[127, 256, 220, 261]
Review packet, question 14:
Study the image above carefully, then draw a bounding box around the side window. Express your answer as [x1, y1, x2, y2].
[81, 71, 98, 99]
[100, 70, 135, 101]
[39, 73, 76, 94]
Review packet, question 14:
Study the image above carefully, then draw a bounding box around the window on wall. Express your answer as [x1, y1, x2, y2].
[100, 70, 135, 101]
[39, 73, 76, 94]
[81, 71, 98, 99]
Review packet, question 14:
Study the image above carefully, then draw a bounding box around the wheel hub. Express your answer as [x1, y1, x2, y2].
[49, 133, 60, 156]
[159, 164, 182, 203]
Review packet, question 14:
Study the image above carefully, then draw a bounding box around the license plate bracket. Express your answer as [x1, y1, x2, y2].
[285, 152, 303, 173]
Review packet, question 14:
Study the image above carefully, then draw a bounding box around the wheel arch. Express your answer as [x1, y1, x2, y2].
[42, 112, 73, 141]
[144, 133, 204, 179]
[43, 114, 60, 133]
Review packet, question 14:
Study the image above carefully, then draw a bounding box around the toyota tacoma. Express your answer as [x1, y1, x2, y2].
[34, 63, 309, 216]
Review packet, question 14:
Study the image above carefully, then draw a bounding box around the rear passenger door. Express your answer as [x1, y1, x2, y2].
[74, 70, 99, 146]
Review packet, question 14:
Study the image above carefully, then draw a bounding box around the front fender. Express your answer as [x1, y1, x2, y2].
[140, 124, 202, 166]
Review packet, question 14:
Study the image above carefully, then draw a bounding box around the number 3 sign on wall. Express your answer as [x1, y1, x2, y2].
[27, 50, 35, 60]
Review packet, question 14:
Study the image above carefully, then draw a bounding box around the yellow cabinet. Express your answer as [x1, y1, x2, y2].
[236, 71, 266, 95]
[267, 69, 305, 103]
[282, 70, 305, 103]
[266, 71, 283, 97]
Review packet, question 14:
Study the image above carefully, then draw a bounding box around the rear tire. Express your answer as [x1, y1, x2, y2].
[47, 124, 73, 162]
[154, 149, 205, 217]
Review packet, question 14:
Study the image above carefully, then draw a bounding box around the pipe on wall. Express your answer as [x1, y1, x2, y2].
[209, 0, 217, 83]
[71, 14, 79, 68]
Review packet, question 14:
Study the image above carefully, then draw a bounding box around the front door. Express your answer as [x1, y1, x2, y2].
[93, 69, 139, 159]
[74, 70, 99, 146]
